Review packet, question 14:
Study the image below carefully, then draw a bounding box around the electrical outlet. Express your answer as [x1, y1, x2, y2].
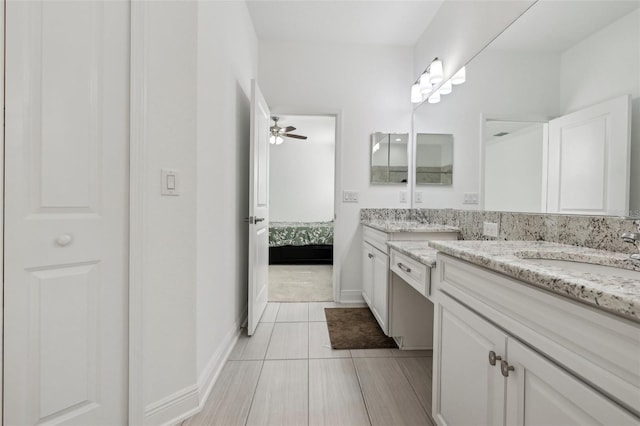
[463, 192, 479, 204]
[342, 190, 359, 203]
[400, 191, 408, 203]
[483, 222, 499, 238]
[415, 192, 423, 203]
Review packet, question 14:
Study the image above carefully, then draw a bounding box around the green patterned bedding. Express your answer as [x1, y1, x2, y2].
[269, 221, 334, 247]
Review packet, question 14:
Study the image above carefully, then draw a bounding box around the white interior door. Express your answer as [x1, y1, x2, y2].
[248, 80, 271, 336]
[4, 1, 130, 424]
[547, 94, 631, 216]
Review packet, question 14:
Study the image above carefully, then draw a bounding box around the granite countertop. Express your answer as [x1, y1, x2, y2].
[362, 220, 460, 234]
[387, 241, 438, 268]
[427, 240, 640, 323]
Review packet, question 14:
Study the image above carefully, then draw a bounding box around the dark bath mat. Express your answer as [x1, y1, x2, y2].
[325, 307, 397, 350]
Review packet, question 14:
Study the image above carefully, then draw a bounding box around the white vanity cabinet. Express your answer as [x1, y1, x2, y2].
[362, 241, 389, 333]
[432, 254, 640, 426]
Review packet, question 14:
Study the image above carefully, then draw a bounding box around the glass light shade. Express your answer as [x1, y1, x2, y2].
[428, 91, 441, 104]
[451, 66, 466, 85]
[411, 84, 422, 103]
[419, 72, 431, 94]
[275, 136, 284, 145]
[269, 135, 276, 144]
[429, 58, 443, 84]
[440, 79, 452, 95]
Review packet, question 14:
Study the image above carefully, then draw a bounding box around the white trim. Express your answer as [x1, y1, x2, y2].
[129, 1, 146, 424]
[339, 289, 365, 304]
[143, 385, 199, 426]
[0, 1, 5, 421]
[270, 107, 344, 303]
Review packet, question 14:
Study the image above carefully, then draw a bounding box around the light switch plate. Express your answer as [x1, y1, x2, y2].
[483, 222, 499, 238]
[463, 192, 479, 204]
[415, 192, 423, 203]
[343, 190, 359, 203]
[400, 191, 408, 203]
[161, 169, 179, 196]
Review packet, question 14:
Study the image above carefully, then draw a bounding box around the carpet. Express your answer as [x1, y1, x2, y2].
[325, 307, 398, 350]
[269, 265, 333, 302]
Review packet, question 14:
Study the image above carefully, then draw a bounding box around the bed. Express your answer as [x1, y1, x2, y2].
[269, 221, 334, 265]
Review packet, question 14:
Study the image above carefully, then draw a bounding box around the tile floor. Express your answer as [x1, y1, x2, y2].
[183, 302, 435, 426]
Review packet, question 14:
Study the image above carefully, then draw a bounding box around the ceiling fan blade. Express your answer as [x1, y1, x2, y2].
[282, 126, 296, 132]
[283, 133, 308, 140]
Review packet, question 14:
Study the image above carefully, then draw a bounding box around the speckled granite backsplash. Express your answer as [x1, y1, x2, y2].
[360, 208, 640, 254]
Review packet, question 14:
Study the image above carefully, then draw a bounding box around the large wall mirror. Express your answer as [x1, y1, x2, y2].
[412, 0, 640, 217]
[371, 132, 409, 184]
[416, 133, 453, 185]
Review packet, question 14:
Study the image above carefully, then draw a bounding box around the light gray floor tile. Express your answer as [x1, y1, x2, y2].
[246, 360, 308, 426]
[261, 302, 280, 323]
[228, 322, 274, 361]
[275, 302, 309, 322]
[396, 356, 434, 416]
[350, 348, 398, 358]
[354, 357, 431, 426]
[183, 360, 262, 426]
[309, 302, 338, 322]
[266, 322, 309, 359]
[269, 265, 333, 302]
[309, 359, 370, 426]
[393, 349, 433, 358]
[309, 322, 350, 359]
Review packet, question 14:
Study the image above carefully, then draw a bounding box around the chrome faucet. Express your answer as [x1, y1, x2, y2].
[621, 220, 640, 265]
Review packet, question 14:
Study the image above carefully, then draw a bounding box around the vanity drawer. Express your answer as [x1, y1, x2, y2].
[390, 250, 429, 297]
[363, 226, 389, 253]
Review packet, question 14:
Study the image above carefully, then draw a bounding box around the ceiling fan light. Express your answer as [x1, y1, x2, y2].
[440, 79, 452, 95]
[429, 58, 443, 84]
[428, 91, 441, 104]
[411, 84, 422, 103]
[275, 136, 284, 145]
[269, 135, 276, 144]
[452, 66, 466, 85]
[419, 72, 431, 94]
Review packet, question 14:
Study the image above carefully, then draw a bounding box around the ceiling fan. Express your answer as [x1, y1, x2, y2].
[269, 116, 308, 145]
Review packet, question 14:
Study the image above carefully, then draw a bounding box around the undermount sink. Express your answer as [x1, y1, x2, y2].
[524, 258, 640, 280]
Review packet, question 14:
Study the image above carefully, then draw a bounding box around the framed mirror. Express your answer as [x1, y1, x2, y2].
[412, 1, 639, 217]
[416, 133, 453, 185]
[370, 132, 409, 184]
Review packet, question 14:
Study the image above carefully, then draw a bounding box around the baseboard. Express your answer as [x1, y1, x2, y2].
[143, 384, 199, 426]
[339, 289, 365, 304]
[163, 307, 248, 426]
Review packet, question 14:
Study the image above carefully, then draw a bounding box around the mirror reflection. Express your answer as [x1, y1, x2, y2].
[370, 132, 408, 184]
[412, 1, 640, 217]
[416, 133, 453, 185]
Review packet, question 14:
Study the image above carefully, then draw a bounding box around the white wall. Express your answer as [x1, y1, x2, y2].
[259, 40, 413, 301]
[559, 9, 640, 215]
[196, 0, 258, 411]
[413, 51, 560, 209]
[270, 137, 335, 222]
[142, 2, 198, 422]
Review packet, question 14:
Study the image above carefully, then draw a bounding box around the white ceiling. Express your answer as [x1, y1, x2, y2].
[488, 0, 640, 52]
[274, 115, 336, 144]
[246, 0, 444, 46]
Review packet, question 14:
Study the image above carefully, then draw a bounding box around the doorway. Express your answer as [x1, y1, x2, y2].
[267, 114, 337, 302]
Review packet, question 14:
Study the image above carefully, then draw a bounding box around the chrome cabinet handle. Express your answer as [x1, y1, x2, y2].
[397, 262, 411, 273]
[368, 253, 374, 259]
[501, 360, 515, 377]
[488, 351, 502, 366]
[55, 234, 73, 247]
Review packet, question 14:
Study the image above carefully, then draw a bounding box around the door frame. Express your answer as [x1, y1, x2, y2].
[1, 0, 5, 422]
[270, 107, 344, 302]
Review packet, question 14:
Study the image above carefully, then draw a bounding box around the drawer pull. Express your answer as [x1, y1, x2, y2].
[368, 253, 374, 259]
[501, 360, 515, 377]
[397, 262, 411, 273]
[488, 351, 502, 366]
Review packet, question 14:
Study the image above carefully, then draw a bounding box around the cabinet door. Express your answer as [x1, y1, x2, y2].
[362, 243, 374, 307]
[433, 293, 506, 426]
[371, 248, 389, 334]
[505, 338, 640, 426]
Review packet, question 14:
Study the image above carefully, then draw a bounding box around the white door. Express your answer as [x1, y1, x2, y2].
[547, 95, 631, 216]
[4, 1, 129, 424]
[248, 80, 271, 336]
[433, 293, 506, 426]
[505, 338, 639, 425]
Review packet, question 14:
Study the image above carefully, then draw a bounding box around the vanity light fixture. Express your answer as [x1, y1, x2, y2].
[429, 58, 443, 84]
[440, 79, 453, 95]
[419, 72, 431, 95]
[411, 83, 422, 103]
[428, 90, 441, 104]
[451, 66, 466, 85]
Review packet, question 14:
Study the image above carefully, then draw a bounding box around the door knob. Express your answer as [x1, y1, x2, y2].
[255, 217, 265, 223]
[55, 234, 73, 247]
